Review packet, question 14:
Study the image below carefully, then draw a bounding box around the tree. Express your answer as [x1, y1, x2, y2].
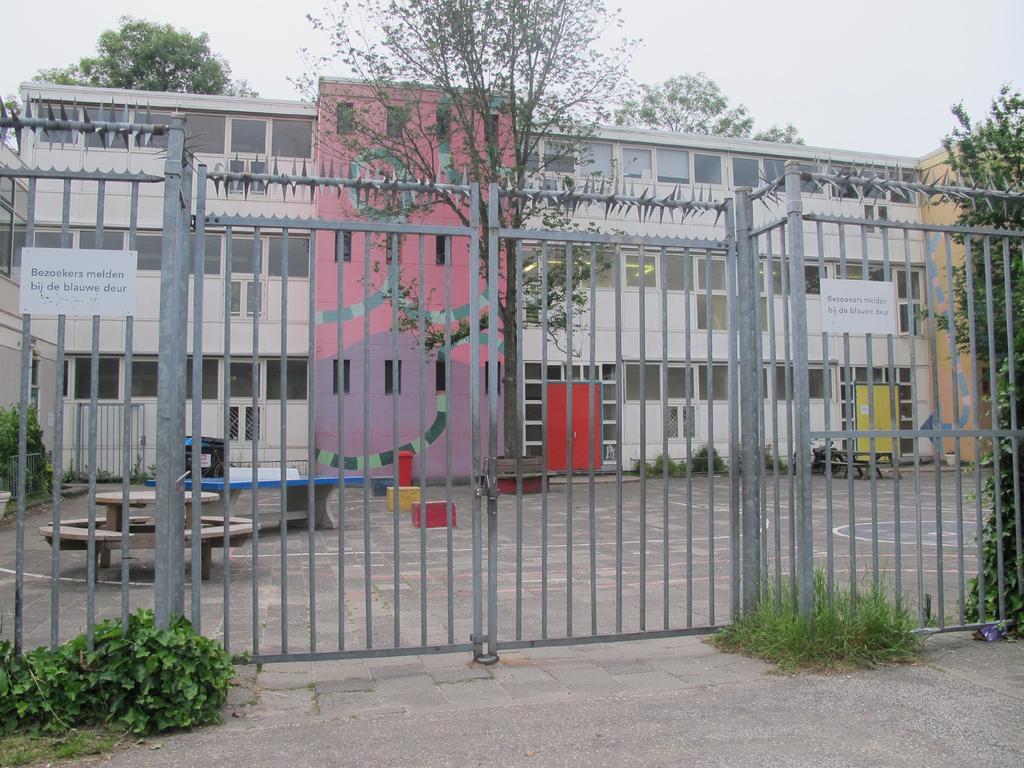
[33, 17, 256, 97]
[615, 73, 803, 144]
[304, 0, 635, 457]
[942, 85, 1024, 624]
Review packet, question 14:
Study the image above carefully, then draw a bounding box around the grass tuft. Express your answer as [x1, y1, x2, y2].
[711, 570, 921, 672]
[0, 729, 121, 767]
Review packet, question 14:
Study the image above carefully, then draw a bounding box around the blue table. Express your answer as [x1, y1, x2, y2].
[150, 474, 364, 531]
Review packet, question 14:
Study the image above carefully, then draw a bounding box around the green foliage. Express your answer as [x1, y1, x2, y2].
[633, 445, 727, 476]
[713, 571, 921, 672]
[690, 444, 727, 474]
[614, 72, 803, 144]
[942, 86, 1024, 625]
[33, 16, 255, 96]
[0, 610, 235, 735]
[0, 729, 119, 767]
[0, 405, 51, 497]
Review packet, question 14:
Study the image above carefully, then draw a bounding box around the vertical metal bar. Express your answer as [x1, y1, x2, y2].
[470, 192, 483, 657]
[613, 244, 624, 633]
[902, 230, 924, 625]
[767, 229, 783, 606]
[925, 231, 947, 626]
[444, 233, 454, 645]
[484, 183, 499, 662]
[881, 227, 902, 602]
[704, 250, 716, 625]
[639, 246, 648, 630]
[982, 237, 1006, 620]
[783, 162, 813, 618]
[250, 228, 262, 654]
[943, 233, 964, 620]
[174, 158, 194, 619]
[336, 230, 346, 650]
[816, 222, 835, 603]
[14, 238, 31, 655]
[307, 233, 318, 651]
[565, 241, 575, 637]
[588, 243, 598, 635]
[735, 188, 760, 613]
[780, 228, 796, 597]
[1002, 237, 1023, 602]
[725, 200, 741, 620]
[860, 224, 880, 588]
[279, 227, 290, 652]
[222, 228, 233, 652]
[839, 224, 857, 602]
[190, 172, 205, 630]
[390, 234, 401, 648]
[362, 233, 372, 647]
[123, 180, 139, 629]
[153, 116, 186, 629]
[86, 315, 99, 649]
[515, 240, 525, 641]
[418, 234, 428, 647]
[660, 246, 669, 629]
[684, 247, 694, 626]
[540, 241, 550, 639]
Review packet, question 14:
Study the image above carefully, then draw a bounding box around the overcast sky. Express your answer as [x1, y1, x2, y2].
[4, 0, 1021, 157]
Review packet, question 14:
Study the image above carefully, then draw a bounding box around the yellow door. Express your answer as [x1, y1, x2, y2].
[854, 384, 894, 454]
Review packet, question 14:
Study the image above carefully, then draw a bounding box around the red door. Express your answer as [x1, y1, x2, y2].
[545, 382, 602, 471]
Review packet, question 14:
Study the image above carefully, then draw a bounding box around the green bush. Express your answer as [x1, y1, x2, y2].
[0, 405, 52, 496]
[690, 444, 727, 474]
[0, 610, 235, 735]
[712, 570, 921, 672]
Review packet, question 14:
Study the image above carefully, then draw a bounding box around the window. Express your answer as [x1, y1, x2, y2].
[732, 157, 760, 188]
[897, 269, 924, 336]
[763, 158, 786, 184]
[271, 120, 312, 158]
[665, 406, 679, 439]
[384, 359, 402, 394]
[40, 102, 78, 144]
[545, 141, 575, 174]
[192, 233, 222, 275]
[844, 263, 885, 281]
[657, 149, 689, 183]
[136, 234, 162, 271]
[267, 359, 308, 400]
[804, 264, 823, 295]
[667, 367, 692, 399]
[131, 360, 159, 397]
[622, 147, 652, 179]
[526, 146, 541, 172]
[696, 295, 728, 330]
[230, 236, 256, 274]
[664, 250, 691, 291]
[697, 364, 730, 400]
[336, 102, 355, 134]
[434, 107, 450, 140]
[80, 230, 125, 250]
[864, 204, 888, 232]
[185, 113, 226, 154]
[230, 119, 267, 154]
[697, 259, 727, 291]
[580, 143, 613, 177]
[435, 360, 446, 391]
[74, 357, 120, 400]
[435, 235, 448, 265]
[137, 112, 173, 149]
[229, 361, 258, 398]
[386, 106, 406, 139]
[625, 363, 661, 401]
[186, 358, 219, 400]
[624, 251, 656, 288]
[333, 359, 350, 394]
[808, 368, 830, 399]
[693, 154, 722, 185]
[268, 236, 310, 278]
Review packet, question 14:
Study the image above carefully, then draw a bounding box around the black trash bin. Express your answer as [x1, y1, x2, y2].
[185, 436, 225, 478]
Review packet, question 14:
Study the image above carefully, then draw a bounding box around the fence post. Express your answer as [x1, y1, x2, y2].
[783, 161, 815, 619]
[735, 187, 761, 613]
[482, 182, 499, 664]
[154, 115, 187, 629]
[725, 198, 742, 619]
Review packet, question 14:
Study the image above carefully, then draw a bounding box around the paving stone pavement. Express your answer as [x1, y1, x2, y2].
[84, 631, 1023, 768]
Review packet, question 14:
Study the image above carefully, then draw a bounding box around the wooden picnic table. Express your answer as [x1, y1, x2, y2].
[827, 448, 898, 478]
[94, 489, 220, 531]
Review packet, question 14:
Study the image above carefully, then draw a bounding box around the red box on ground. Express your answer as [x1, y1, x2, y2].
[412, 501, 457, 528]
[398, 450, 414, 487]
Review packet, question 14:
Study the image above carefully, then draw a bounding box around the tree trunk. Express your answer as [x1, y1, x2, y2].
[501, 235, 519, 458]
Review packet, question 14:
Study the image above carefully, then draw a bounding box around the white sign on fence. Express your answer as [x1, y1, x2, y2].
[19, 248, 137, 317]
[819, 278, 897, 335]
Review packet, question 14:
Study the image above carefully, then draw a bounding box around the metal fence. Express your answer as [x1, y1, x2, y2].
[1, 104, 1021, 664]
[0, 453, 46, 498]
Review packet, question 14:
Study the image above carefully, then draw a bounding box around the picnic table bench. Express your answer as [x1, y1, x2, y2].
[828, 449, 899, 479]
[158, 468, 364, 531]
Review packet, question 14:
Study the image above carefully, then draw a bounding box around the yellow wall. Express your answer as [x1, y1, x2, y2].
[918, 150, 981, 460]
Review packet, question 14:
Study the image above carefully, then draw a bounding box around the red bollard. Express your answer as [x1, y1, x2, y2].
[398, 450, 414, 487]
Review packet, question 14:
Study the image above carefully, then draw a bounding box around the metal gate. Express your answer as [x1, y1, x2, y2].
[73, 403, 146, 479]
[2, 104, 1021, 663]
